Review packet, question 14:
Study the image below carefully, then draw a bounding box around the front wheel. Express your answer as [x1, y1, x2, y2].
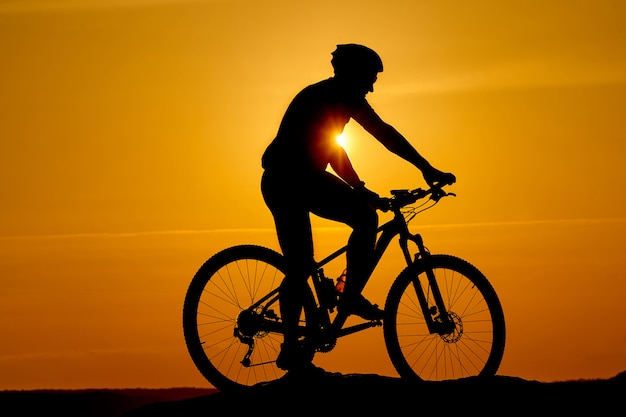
[182, 245, 287, 391]
[383, 255, 505, 381]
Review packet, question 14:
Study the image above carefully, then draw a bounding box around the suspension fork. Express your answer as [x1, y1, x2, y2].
[404, 232, 454, 335]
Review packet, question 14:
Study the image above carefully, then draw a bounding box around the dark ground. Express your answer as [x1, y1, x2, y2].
[0, 387, 215, 417]
[2, 371, 624, 417]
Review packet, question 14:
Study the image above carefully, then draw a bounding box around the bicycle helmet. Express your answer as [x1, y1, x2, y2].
[331, 44, 383, 76]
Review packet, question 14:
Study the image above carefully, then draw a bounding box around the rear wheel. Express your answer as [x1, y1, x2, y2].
[183, 245, 288, 391]
[383, 255, 505, 381]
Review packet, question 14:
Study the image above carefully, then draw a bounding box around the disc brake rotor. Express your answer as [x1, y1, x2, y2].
[440, 311, 463, 343]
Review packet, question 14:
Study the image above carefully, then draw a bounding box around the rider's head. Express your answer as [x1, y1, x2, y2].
[331, 44, 383, 94]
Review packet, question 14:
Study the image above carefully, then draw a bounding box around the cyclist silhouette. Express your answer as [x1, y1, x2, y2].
[261, 44, 456, 373]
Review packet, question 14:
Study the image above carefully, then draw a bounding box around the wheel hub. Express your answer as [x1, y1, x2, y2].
[439, 311, 463, 343]
[235, 308, 268, 341]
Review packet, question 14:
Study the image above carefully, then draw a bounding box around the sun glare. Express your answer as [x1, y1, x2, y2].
[336, 133, 346, 147]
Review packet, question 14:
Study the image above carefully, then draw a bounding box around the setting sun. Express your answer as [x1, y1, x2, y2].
[336, 133, 346, 147]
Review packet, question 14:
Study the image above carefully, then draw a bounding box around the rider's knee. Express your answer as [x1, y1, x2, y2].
[355, 205, 378, 230]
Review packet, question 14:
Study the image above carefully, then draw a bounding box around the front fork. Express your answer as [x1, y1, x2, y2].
[401, 233, 455, 335]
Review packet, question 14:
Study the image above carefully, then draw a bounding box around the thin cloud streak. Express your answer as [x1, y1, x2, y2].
[384, 59, 626, 96]
[0, 228, 276, 241]
[1, 217, 623, 241]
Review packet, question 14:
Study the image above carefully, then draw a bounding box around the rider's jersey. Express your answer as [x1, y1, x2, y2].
[262, 77, 380, 175]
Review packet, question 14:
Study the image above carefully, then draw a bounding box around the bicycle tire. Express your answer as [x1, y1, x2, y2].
[183, 245, 289, 391]
[383, 254, 505, 381]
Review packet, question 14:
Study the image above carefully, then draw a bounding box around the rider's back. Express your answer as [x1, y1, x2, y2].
[261, 77, 371, 175]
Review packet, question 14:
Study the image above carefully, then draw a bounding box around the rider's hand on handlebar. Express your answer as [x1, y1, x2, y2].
[376, 197, 392, 212]
[423, 168, 456, 188]
[355, 185, 381, 208]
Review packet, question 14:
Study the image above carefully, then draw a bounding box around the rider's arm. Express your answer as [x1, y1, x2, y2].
[329, 144, 365, 188]
[353, 105, 455, 186]
[353, 106, 432, 171]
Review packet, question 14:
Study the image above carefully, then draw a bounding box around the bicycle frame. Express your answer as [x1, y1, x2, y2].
[240, 186, 455, 354]
[309, 191, 454, 341]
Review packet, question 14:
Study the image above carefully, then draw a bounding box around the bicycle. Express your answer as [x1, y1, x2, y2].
[183, 183, 505, 391]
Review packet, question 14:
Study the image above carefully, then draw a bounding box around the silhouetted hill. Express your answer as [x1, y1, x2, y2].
[0, 387, 214, 417]
[122, 372, 625, 417]
[2, 372, 624, 417]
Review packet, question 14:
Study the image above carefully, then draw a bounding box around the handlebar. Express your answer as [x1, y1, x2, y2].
[377, 183, 456, 212]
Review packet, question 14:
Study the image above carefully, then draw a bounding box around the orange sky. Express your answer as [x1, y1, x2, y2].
[1, 0, 625, 389]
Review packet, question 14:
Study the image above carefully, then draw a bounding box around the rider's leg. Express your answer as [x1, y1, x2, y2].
[261, 171, 317, 370]
[343, 203, 378, 292]
[278, 273, 309, 345]
[309, 173, 381, 319]
[274, 221, 317, 370]
[339, 206, 382, 319]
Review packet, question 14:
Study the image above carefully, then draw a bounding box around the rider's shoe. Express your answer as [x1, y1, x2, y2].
[276, 342, 315, 372]
[338, 294, 384, 321]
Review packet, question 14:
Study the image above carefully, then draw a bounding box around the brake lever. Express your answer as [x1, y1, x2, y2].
[430, 189, 456, 202]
